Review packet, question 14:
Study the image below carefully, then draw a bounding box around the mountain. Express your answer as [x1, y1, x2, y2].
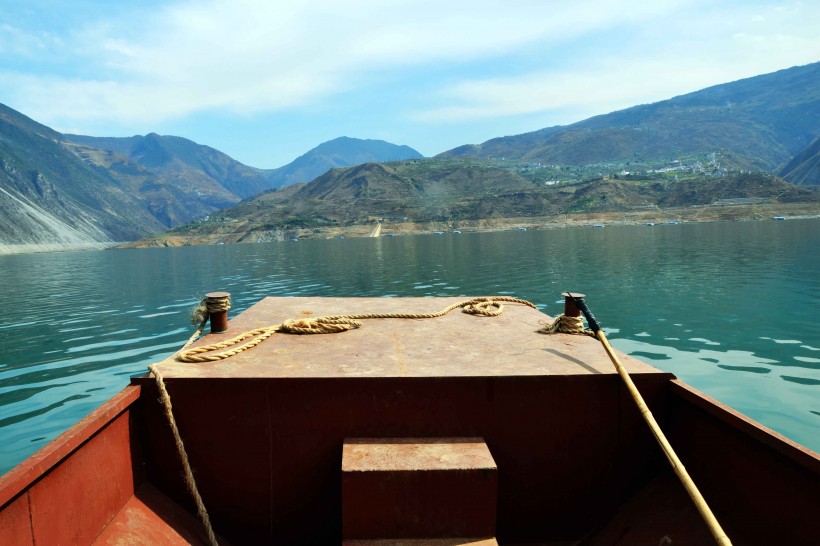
[1, 102, 426, 250]
[149, 159, 817, 245]
[439, 63, 820, 173]
[265, 136, 423, 188]
[0, 105, 165, 250]
[154, 160, 536, 243]
[66, 133, 273, 198]
[4, 60, 819, 252]
[780, 136, 820, 186]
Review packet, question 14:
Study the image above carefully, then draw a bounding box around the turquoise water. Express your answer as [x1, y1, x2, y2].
[1, 219, 818, 474]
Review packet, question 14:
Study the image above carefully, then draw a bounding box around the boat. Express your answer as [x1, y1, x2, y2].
[772, 216, 786, 220]
[593, 224, 605, 228]
[1, 294, 818, 545]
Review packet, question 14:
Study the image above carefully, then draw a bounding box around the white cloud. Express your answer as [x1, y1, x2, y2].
[409, 1, 820, 125]
[1, 0, 690, 123]
[1, 0, 817, 136]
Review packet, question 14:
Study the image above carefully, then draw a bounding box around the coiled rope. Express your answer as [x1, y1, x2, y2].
[181, 294, 233, 351]
[148, 295, 588, 546]
[174, 296, 564, 363]
[537, 313, 591, 335]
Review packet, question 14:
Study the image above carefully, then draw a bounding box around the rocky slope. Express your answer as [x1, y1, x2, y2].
[1, 104, 424, 251]
[439, 62, 820, 174]
[0, 105, 165, 251]
[780, 136, 820, 186]
[143, 162, 817, 246]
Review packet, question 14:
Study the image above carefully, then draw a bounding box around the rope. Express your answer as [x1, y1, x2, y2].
[176, 294, 234, 358]
[148, 294, 584, 544]
[175, 296, 538, 363]
[592, 329, 732, 545]
[190, 294, 232, 326]
[148, 363, 219, 546]
[536, 313, 593, 335]
[149, 293, 731, 544]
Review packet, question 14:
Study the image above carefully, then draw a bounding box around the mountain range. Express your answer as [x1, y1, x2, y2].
[1, 62, 819, 251]
[0, 111, 422, 250]
[153, 162, 816, 245]
[440, 63, 820, 173]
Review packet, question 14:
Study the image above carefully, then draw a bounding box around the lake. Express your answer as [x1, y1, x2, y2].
[1, 219, 818, 474]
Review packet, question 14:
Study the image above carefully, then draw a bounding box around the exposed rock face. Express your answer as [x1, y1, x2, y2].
[780, 137, 820, 187]
[0, 107, 166, 253]
[1, 105, 424, 252]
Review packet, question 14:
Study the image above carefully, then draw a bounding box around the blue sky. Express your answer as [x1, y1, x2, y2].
[2, 1, 818, 168]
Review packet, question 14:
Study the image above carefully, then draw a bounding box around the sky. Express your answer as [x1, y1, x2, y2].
[1, 1, 819, 169]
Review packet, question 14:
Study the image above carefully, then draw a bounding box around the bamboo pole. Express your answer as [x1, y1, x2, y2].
[570, 295, 732, 546]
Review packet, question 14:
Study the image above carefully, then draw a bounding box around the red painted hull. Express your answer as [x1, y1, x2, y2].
[1, 297, 818, 545]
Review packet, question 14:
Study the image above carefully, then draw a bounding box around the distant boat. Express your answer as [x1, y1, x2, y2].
[645, 222, 655, 226]
[772, 216, 786, 221]
[666, 221, 679, 225]
[370, 223, 382, 237]
[593, 224, 605, 228]
[434, 231, 445, 235]
[453, 230, 462, 234]
[517, 227, 527, 231]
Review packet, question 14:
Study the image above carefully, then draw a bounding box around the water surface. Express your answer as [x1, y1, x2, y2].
[1, 218, 818, 473]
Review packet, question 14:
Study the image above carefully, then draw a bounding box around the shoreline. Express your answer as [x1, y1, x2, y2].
[0, 241, 117, 256]
[126, 202, 820, 247]
[3, 203, 818, 253]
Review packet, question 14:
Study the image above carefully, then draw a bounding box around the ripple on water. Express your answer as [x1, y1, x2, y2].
[780, 375, 820, 386]
[629, 351, 672, 361]
[65, 328, 187, 353]
[689, 337, 721, 346]
[58, 325, 102, 333]
[1, 220, 819, 471]
[794, 356, 820, 364]
[138, 311, 181, 319]
[156, 300, 198, 310]
[0, 321, 39, 330]
[717, 365, 771, 374]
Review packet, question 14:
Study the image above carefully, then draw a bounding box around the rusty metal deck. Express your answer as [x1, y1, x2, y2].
[153, 296, 661, 379]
